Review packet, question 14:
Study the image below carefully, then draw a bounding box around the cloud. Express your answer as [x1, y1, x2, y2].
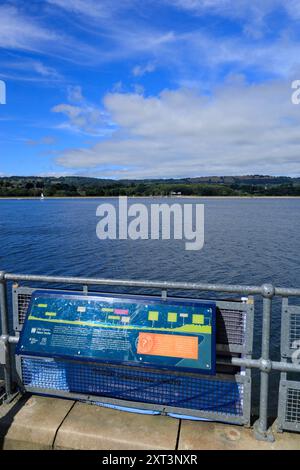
[164, 0, 300, 38]
[1, 1, 298, 81]
[46, 0, 111, 18]
[26, 136, 57, 146]
[51, 87, 112, 136]
[166, 0, 266, 15]
[132, 62, 156, 77]
[165, 0, 287, 18]
[0, 5, 59, 52]
[67, 85, 84, 102]
[0, 3, 179, 72]
[0, 57, 62, 82]
[52, 103, 102, 134]
[54, 80, 300, 178]
[0, 4, 103, 65]
[31, 61, 61, 79]
[152, 29, 300, 85]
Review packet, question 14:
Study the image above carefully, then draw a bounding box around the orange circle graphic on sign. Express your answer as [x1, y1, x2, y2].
[138, 333, 154, 354]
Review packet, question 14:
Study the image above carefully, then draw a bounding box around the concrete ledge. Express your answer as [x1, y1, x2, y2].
[178, 420, 300, 450]
[0, 395, 74, 450]
[54, 402, 179, 450]
[1, 395, 300, 450]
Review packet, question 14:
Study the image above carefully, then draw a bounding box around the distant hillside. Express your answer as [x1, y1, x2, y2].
[0, 175, 300, 197]
[186, 175, 300, 185]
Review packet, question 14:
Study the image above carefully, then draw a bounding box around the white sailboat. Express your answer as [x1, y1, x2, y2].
[40, 192, 45, 201]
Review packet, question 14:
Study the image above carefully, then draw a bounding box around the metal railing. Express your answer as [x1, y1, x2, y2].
[1, 270, 300, 442]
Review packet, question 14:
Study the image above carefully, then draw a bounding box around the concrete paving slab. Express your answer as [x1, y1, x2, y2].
[54, 402, 179, 450]
[0, 395, 74, 450]
[178, 420, 300, 450]
[1, 395, 300, 450]
[0, 393, 22, 420]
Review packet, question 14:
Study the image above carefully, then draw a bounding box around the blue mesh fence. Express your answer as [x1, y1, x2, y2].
[21, 356, 243, 416]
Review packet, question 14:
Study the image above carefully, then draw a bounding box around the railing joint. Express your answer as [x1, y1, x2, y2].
[261, 283, 275, 298]
[260, 359, 272, 373]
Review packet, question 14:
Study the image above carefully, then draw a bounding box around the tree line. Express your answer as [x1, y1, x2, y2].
[0, 176, 299, 197]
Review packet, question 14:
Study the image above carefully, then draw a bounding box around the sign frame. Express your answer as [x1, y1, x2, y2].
[16, 290, 216, 375]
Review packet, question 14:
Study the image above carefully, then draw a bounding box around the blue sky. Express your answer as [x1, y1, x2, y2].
[1, 0, 300, 178]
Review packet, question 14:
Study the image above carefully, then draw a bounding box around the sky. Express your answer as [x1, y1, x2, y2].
[1, 0, 300, 179]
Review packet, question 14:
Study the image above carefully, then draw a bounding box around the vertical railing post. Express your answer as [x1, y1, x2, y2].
[0, 271, 12, 399]
[254, 284, 275, 442]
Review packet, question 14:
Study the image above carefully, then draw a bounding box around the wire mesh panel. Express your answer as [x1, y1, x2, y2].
[286, 387, 300, 425]
[281, 299, 300, 358]
[20, 356, 245, 420]
[13, 289, 32, 329]
[13, 286, 77, 331]
[216, 309, 245, 345]
[277, 299, 300, 432]
[290, 313, 300, 350]
[278, 380, 300, 432]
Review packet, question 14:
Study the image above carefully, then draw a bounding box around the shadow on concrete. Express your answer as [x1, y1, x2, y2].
[0, 393, 30, 450]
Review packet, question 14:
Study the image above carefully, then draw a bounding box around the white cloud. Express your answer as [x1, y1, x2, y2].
[1, 2, 299, 80]
[0, 4, 103, 65]
[133, 84, 145, 95]
[46, 0, 110, 18]
[26, 136, 57, 146]
[152, 29, 300, 84]
[52, 103, 103, 135]
[164, 0, 300, 38]
[132, 62, 156, 77]
[166, 0, 292, 18]
[54, 80, 300, 178]
[0, 58, 62, 82]
[67, 85, 84, 102]
[0, 5, 59, 51]
[51, 88, 112, 136]
[32, 62, 60, 79]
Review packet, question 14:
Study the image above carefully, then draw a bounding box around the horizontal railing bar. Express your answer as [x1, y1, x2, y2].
[4, 272, 300, 297]
[270, 361, 300, 372]
[3, 272, 264, 295]
[275, 287, 300, 297]
[8, 336, 19, 344]
[229, 358, 300, 373]
[7, 334, 300, 373]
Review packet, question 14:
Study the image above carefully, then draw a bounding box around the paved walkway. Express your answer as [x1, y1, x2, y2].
[0, 394, 299, 450]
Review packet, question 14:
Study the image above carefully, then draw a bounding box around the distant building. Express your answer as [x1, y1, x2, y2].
[170, 191, 182, 196]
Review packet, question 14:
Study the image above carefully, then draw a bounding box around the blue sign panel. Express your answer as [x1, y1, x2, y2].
[17, 291, 216, 374]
